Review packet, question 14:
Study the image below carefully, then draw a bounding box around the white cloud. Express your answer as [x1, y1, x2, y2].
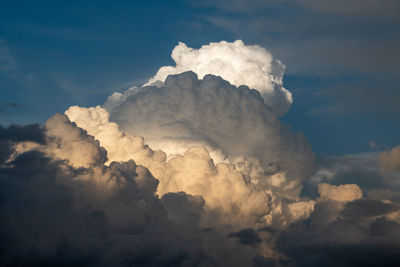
[318, 183, 362, 202]
[145, 40, 292, 115]
[104, 72, 313, 182]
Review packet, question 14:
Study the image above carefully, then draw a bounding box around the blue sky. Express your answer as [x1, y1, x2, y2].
[1, 0, 399, 155]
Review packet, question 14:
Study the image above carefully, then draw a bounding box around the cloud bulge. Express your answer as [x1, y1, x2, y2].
[2, 40, 400, 266]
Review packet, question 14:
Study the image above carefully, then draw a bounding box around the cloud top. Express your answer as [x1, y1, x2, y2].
[145, 40, 292, 115]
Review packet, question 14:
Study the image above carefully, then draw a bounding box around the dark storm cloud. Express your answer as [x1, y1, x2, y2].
[0, 116, 212, 267]
[369, 217, 400, 238]
[0, 123, 45, 143]
[279, 240, 400, 267]
[276, 197, 400, 267]
[228, 228, 262, 246]
[161, 192, 205, 234]
[0, 123, 45, 163]
[2, 93, 400, 267]
[340, 199, 399, 220]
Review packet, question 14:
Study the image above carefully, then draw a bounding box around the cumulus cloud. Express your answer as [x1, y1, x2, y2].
[2, 39, 400, 266]
[318, 183, 362, 203]
[276, 191, 400, 266]
[0, 116, 213, 266]
[143, 40, 292, 115]
[0, 114, 315, 266]
[379, 145, 400, 174]
[66, 71, 317, 230]
[61, 66, 322, 263]
[104, 71, 313, 180]
[306, 152, 394, 194]
[65, 105, 312, 231]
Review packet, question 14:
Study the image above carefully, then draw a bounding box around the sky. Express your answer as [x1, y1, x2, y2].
[1, 1, 400, 266]
[1, 0, 399, 155]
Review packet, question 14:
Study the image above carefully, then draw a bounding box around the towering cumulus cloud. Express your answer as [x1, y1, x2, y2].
[2, 40, 400, 266]
[104, 71, 312, 178]
[108, 40, 292, 116]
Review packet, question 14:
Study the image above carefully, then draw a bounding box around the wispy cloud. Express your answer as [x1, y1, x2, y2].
[0, 39, 17, 71]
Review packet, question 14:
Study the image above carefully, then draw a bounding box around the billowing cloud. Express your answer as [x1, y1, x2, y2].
[65, 106, 312, 230]
[318, 183, 362, 203]
[66, 71, 316, 230]
[103, 71, 313, 180]
[2, 40, 400, 266]
[0, 114, 314, 266]
[143, 40, 292, 116]
[0, 116, 213, 266]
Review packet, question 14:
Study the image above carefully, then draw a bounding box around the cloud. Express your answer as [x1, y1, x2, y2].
[318, 183, 362, 203]
[144, 40, 292, 116]
[192, 0, 400, 123]
[379, 145, 400, 174]
[277, 197, 400, 267]
[66, 71, 317, 230]
[0, 40, 17, 71]
[62, 67, 322, 262]
[293, 0, 400, 20]
[0, 123, 45, 163]
[161, 191, 205, 234]
[65, 106, 312, 231]
[340, 199, 399, 220]
[228, 228, 262, 246]
[306, 153, 387, 192]
[305, 152, 400, 198]
[0, 113, 318, 266]
[3, 38, 400, 266]
[0, 115, 212, 266]
[103, 71, 313, 181]
[0, 100, 398, 267]
[192, 0, 400, 20]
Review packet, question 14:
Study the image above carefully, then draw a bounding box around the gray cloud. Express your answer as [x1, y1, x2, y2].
[194, 0, 400, 21]
[277, 198, 400, 267]
[0, 123, 45, 163]
[228, 228, 262, 246]
[0, 116, 212, 266]
[2, 91, 400, 266]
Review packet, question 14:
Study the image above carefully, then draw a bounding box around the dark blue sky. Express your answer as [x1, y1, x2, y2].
[1, 0, 399, 156]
